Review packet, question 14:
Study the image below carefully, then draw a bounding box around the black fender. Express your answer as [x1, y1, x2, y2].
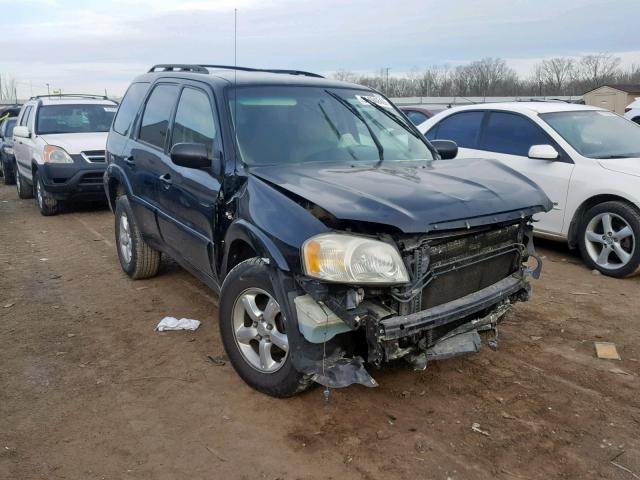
[221, 219, 291, 277]
[220, 175, 330, 280]
[104, 163, 134, 212]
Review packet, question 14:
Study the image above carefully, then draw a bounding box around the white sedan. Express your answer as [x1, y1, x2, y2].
[625, 98, 640, 124]
[418, 102, 640, 277]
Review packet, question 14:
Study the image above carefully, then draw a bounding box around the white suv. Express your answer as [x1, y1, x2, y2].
[419, 102, 640, 277]
[624, 98, 640, 124]
[13, 94, 118, 215]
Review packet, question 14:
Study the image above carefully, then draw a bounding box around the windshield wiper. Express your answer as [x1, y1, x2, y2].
[359, 96, 423, 141]
[317, 101, 357, 160]
[325, 90, 384, 162]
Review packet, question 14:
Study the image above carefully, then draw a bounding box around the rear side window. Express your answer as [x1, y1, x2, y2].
[138, 84, 179, 149]
[113, 82, 149, 136]
[428, 111, 483, 148]
[171, 88, 217, 158]
[19, 106, 32, 126]
[481, 112, 550, 156]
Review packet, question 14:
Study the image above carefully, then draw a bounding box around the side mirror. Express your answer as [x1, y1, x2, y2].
[430, 139, 458, 160]
[13, 126, 30, 139]
[528, 144, 558, 160]
[170, 143, 211, 169]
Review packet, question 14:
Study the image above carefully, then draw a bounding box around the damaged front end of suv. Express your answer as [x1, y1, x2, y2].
[238, 158, 551, 391]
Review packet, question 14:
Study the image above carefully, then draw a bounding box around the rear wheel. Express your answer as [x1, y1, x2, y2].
[219, 258, 311, 397]
[2, 157, 16, 185]
[35, 171, 59, 216]
[578, 201, 640, 277]
[15, 167, 33, 199]
[114, 195, 161, 279]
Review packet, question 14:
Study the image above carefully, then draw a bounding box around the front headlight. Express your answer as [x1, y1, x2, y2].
[3, 145, 13, 155]
[302, 233, 410, 284]
[43, 145, 73, 163]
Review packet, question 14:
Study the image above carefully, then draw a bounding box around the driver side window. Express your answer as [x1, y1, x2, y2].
[171, 87, 218, 159]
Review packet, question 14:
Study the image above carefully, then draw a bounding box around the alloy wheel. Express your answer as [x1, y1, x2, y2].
[584, 212, 635, 269]
[118, 213, 133, 264]
[232, 288, 289, 373]
[36, 179, 43, 209]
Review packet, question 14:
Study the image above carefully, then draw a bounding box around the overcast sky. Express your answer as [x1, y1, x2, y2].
[0, 0, 638, 98]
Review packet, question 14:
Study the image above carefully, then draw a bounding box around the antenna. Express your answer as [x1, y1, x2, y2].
[233, 8, 239, 172]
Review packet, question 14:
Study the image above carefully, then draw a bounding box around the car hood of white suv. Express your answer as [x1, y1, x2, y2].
[598, 157, 640, 178]
[40, 132, 108, 154]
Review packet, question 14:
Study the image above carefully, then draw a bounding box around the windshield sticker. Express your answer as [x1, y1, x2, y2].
[103, 107, 117, 112]
[356, 94, 393, 109]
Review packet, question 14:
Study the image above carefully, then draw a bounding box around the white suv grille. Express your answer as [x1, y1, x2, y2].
[81, 150, 106, 163]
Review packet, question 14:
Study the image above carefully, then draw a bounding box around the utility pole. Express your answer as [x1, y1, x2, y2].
[46, 83, 50, 95]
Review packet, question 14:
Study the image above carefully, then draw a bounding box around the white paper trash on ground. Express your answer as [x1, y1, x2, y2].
[156, 316, 201, 332]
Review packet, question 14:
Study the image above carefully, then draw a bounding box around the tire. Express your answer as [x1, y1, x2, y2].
[632, 117, 640, 125]
[2, 157, 16, 185]
[219, 258, 311, 397]
[15, 166, 33, 199]
[578, 201, 640, 278]
[114, 195, 161, 279]
[34, 170, 59, 216]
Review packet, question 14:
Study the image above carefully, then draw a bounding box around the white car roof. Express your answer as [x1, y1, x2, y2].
[439, 101, 605, 115]
[30, 97, 116, 107]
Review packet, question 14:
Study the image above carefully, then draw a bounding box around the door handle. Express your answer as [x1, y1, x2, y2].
[123, 156, 135, 166]
[159, 173, 172, 188]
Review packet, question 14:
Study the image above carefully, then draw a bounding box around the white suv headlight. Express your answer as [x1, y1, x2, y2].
[43, 145, 73, 163]
[302, 233, 409, 284]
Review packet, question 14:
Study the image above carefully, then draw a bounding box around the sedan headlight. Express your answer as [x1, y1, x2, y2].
[2, 145, 13, 155]
[302, 233, 409, 284]
[43, 145, 73, 163]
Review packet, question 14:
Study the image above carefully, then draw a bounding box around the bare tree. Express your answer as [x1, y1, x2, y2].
[538, 57, 575, 94]
[576, 53, 621, 91]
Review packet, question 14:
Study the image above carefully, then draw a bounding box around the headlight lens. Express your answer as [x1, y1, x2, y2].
[3, 145, 13, 154]
[43, 145, 73, 163]
[302, 233, 409, 284]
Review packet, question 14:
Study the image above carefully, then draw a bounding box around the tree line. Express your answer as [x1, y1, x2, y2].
[333, 54, 640, 98]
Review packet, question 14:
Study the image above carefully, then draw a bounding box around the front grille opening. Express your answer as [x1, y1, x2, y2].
[53, 177, 67, 183]
[422, 252, 517, 309]
[79, 172, 104, 185]
[401, 224, 522, 312]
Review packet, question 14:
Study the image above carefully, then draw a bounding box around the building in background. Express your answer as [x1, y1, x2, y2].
[583, 84, 640, 114]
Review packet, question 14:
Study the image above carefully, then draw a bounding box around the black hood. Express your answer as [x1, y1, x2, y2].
[249, 159, 552, 234]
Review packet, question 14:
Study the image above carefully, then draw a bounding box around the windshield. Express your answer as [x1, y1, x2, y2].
[228, 86, 434, 165]
[540, 110, 640, 159]
[36, 104, 116, 135]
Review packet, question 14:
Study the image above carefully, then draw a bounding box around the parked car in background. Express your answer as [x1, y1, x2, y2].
[399, 105, 445, 125]
[624, 98, 640, 124]
[0, 104, 22, 122]
[12, 94, 118, 215]
[0, 117, 17, 184]
[104, 64, 551, 397]
[419, 102, 640, 277]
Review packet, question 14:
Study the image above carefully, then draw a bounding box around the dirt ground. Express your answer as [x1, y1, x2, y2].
[1, 183, 639, 480]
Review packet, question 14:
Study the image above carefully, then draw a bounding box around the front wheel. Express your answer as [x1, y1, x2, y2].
[219, 258, 311, 397]
[35, 171, 59, 216]
[15, 167, 33, 199]
[578, 201, 640, 277]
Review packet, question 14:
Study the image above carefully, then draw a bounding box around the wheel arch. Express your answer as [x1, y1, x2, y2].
[220, 220, 290, 281]
[567, 194, 640, 248]
[105, 165, 132, 213]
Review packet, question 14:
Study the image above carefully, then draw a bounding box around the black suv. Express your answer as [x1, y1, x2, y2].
[104, 64, 551, 397]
